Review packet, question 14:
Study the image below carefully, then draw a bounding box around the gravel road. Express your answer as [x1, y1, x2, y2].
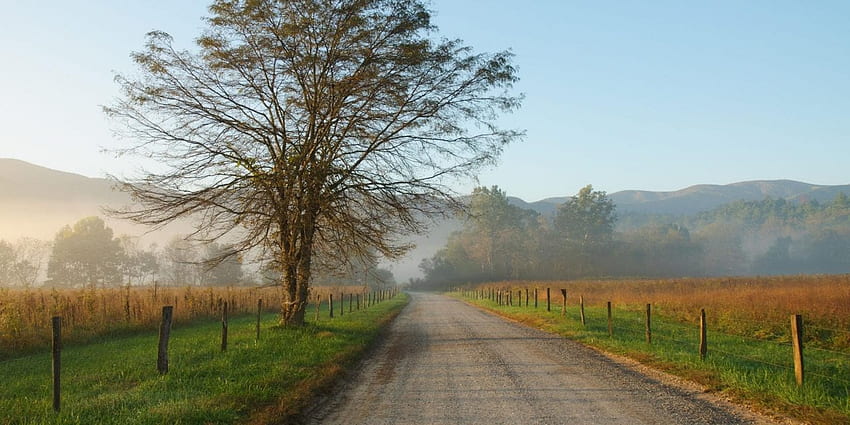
[306, 292, 780, 425]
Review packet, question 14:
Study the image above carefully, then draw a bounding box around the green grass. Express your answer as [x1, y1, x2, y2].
[0, 293, 408, 425]
[453, 292, 850, 424]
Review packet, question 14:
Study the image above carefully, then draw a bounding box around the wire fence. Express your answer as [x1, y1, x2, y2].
[455, 286, 850, 414]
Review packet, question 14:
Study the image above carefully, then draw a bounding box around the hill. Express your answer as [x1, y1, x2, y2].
[0, 158, 190, 243]
[513, 180, 850, 216]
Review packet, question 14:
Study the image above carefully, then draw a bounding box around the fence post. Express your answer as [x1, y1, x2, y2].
[607, 301, 613, 337]
[560, 289, 567, 317]
[579, 296, 586, 326]
[791, 314, 804, 386]
[221, 301, 228, 352]
[51, 316, 61, 413]
[534, 288, 538, 309]
[546, 288, 551, 312]
[315, 295, 321, 321]
[349, 293, 353, 313]
[645, 304, 652, 344]
[256, 299, 262, 341]
[329, 294, 334, 318]
[157, 306, 173, 374]
[699, 309, 707, 360]
[525, 288, 529, 307]
[339, 293, 344, 316]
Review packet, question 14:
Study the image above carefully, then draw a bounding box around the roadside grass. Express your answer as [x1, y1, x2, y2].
[0, 293, 407, 425]
[454, 293, 850, 424]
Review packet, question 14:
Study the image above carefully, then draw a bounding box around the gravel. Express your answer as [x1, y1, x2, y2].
[305, 292, 784, 425]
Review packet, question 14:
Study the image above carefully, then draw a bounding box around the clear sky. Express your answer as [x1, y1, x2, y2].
[1, 1, 849, 201]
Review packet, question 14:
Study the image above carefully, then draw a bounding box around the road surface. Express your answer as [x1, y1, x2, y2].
[307, 292, 779, 424]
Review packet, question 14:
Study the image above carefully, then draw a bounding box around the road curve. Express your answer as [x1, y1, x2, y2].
[306, 292, 774, 425]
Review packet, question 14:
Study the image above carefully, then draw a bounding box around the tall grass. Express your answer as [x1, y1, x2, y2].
[0, 285, 370, 360]
[476, 275, 850, 351]
[457, 275, 850, 423]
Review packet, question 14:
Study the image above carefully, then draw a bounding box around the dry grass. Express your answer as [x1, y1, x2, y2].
[475, 275, 850, 351]
[0, 284, 371, 359]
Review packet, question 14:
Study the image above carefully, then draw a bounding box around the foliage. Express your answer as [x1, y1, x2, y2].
[46, 217, 124, 287]
[418, 188, 850, 286]
[105, 0, 521, 326]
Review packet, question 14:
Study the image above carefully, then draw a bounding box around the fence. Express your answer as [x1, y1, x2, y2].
[455, 284, 850, 415]
[32, 286, 399, 413]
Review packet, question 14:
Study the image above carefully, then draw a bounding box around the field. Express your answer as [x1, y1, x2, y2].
[0, 287, 406, 424]
[0, 285, 371, 360]
[454, 275, 850, 424]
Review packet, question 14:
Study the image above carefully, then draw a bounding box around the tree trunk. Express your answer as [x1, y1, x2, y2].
[279, 213, 316, 327]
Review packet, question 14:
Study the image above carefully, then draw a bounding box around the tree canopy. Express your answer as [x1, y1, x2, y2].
[106, 0, 521, 324]
[47, 217, 124, 287]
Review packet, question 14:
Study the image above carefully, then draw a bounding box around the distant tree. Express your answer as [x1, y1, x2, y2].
[119, 236, 160, 286]
[105, 0, 521, 325]
[47, 217, 124, 287]
[160, 237, 201, 285]
[553, 185, 616, 276]
[11, 238, 50, 287]
[0, 241, 13, 286]
[201, 242, 244, 286]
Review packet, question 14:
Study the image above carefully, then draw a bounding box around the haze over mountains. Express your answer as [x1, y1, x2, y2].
[3, 157, 849, 280]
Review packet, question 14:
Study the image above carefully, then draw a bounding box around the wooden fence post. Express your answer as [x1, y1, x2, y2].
[607, 301, 613, 337]
[534, 288, 538, 308]
[546, 288, 551, 312]
[157, 306, 173, 374]
[349, 294, 353, 313]
[315, 295, 321, 321]
[579, 296, 586, 326]
[329, 294, 334, 318]
[221, 301, 228, 352]
[256, 299, 262, 341]
[560, 289, 567, 317]
[645, 304, 652, 344]
[339, 293, 344, 316]
[791, 314, 804, 386]
[52, 316, 61, 413]
[525, 288, 529, 307]
[699, 309, 707, 360]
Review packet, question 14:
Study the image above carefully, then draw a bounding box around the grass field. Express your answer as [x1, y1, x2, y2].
[0, 285, 371, 360]
[0, 292, 407, 424]
[454, 276, 850, 424]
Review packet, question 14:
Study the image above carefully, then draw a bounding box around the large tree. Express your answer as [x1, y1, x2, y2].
[105, 0, 521, 325]
[47, 217, 125, 287]
[553, 185, 616, 276]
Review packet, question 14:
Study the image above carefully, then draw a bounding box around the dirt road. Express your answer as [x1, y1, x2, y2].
[307, 292, 777, 424]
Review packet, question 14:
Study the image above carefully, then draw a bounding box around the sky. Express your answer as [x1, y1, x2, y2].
[1, 1, 849, 202]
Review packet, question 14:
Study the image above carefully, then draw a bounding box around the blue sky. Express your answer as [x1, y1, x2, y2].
[1, 1, 848, 201]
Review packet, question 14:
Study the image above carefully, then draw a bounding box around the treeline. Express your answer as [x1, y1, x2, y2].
[414, 186, 850, 289]
[0, 216, 395, 288]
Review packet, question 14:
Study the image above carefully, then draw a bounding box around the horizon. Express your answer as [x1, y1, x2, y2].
[4, 156, 850, 204]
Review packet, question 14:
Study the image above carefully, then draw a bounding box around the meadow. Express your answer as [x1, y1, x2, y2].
[0, 284, 371, 360]
[0, 287, 405, 424]
[454, 275, 850, 424]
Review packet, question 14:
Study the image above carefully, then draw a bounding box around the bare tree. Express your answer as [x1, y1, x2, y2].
[105, 0, 522, 325]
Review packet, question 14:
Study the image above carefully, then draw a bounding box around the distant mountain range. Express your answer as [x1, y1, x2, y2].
[509, 180, 850, 216]
[3, 157, 849, 280]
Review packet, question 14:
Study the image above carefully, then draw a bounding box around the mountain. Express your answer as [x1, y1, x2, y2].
[0, 158, 190, 243]
[529, 180, 850, 216]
